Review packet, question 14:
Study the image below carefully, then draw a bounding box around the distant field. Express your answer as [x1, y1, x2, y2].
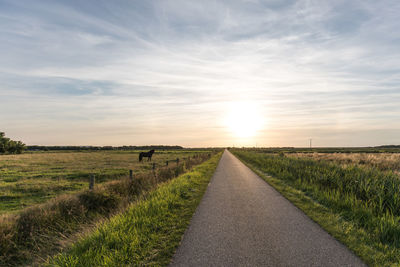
[288, 152, 400, 174]
[243, 147, 400, 154]
[0, 150, 207, 214]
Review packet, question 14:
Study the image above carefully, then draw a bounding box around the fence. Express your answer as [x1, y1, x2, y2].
[87, 152, 215, 189]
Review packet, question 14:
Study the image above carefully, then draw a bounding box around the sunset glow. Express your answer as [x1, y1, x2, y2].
[1, 1, 399, 147]
[225, 102, 264, 139]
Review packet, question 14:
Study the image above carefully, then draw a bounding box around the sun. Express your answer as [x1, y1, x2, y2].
[224, 102, 264, 138]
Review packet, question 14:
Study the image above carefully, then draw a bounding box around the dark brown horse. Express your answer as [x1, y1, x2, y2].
[139, 149, 155, 162]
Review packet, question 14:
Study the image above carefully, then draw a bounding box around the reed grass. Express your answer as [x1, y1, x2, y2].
[290, 152, 400, 174]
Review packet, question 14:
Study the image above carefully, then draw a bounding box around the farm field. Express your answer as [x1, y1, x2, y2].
[231, 148, 400, 266]
[0, 150, 208, 214]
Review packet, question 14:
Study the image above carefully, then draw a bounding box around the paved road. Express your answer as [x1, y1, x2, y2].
[170, 150, 366, 267]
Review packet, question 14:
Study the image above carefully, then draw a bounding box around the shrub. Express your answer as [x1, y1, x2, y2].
[0, 132, 26, 154]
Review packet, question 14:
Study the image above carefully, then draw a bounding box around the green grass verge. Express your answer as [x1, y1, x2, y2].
[48, 153, 221, 266]
[231, 150, 400, 267]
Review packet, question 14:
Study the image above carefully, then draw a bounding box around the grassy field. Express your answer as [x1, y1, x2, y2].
[0, 150, 207, 214]
[48, 153, 221, 266]
[289, 152, 400, 174]
[0, 151, 217, 266]
[242, 147, 400, 154]
[232, 149, 400, 267]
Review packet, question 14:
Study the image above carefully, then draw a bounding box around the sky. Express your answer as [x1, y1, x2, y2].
[0, 0, 399, 147]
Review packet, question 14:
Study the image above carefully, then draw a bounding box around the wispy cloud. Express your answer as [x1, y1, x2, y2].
[0, 0, 399, 146]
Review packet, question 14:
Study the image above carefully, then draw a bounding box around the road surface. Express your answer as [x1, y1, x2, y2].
[170, 150, 366, 267]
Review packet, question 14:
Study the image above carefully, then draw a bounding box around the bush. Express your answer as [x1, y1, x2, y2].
[0, 132, 25, 154]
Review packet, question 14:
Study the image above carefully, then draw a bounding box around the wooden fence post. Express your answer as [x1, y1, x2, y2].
[129, 170, 133, 180]
[89, 175, 95, 190]
[176, 158, 179, 164]
[166, 161, 168, 166]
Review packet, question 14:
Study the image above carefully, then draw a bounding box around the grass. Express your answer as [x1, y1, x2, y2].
[0, 153, 216, 266]
[289, 152, 400, 174]
[0, 150, 208, 214]
[232, 149, 400, 267]
[48, 153, 221, 266]
[242, 147, 400, 154]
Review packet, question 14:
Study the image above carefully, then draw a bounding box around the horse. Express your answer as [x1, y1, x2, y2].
[139, 149, 155, 162]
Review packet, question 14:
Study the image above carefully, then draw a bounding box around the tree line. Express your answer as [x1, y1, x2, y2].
[0, 132, 26, 154]
[27, 145, 184, 151]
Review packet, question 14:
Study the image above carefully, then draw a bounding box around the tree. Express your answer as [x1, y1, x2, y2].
[15, 141, 26, 154]
[7, 140, 17, 154]
[0, 132, 10, 153]
[0, 132, 26, 154]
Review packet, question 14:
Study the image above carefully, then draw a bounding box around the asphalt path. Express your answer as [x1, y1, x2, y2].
[170, 150, 366, 267]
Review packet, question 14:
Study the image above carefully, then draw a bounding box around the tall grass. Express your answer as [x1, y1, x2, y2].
[0, 154, 212, 266]
[290, 152, 400, 174]
[232, 150, 400, 265]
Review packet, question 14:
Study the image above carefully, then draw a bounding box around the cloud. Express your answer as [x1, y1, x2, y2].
[0, 0, 399, 146]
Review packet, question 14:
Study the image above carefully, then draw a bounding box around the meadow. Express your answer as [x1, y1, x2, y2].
[232, 149, 400, 266]
[0, 149, 217, 266]
[289, 152, 400, 174]
[0, 150, 205, 214]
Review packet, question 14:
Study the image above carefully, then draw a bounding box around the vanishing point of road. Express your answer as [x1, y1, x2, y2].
[170, 150, 366, 267]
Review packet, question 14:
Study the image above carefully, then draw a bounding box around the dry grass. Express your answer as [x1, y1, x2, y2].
[290, 153, 400, 174]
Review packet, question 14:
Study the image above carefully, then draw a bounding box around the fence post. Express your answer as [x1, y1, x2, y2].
[89, 175, 95, 190]
[129, 170, 133, 180]
[166, 161, 168, 166]
[176, 158, 179, 164]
